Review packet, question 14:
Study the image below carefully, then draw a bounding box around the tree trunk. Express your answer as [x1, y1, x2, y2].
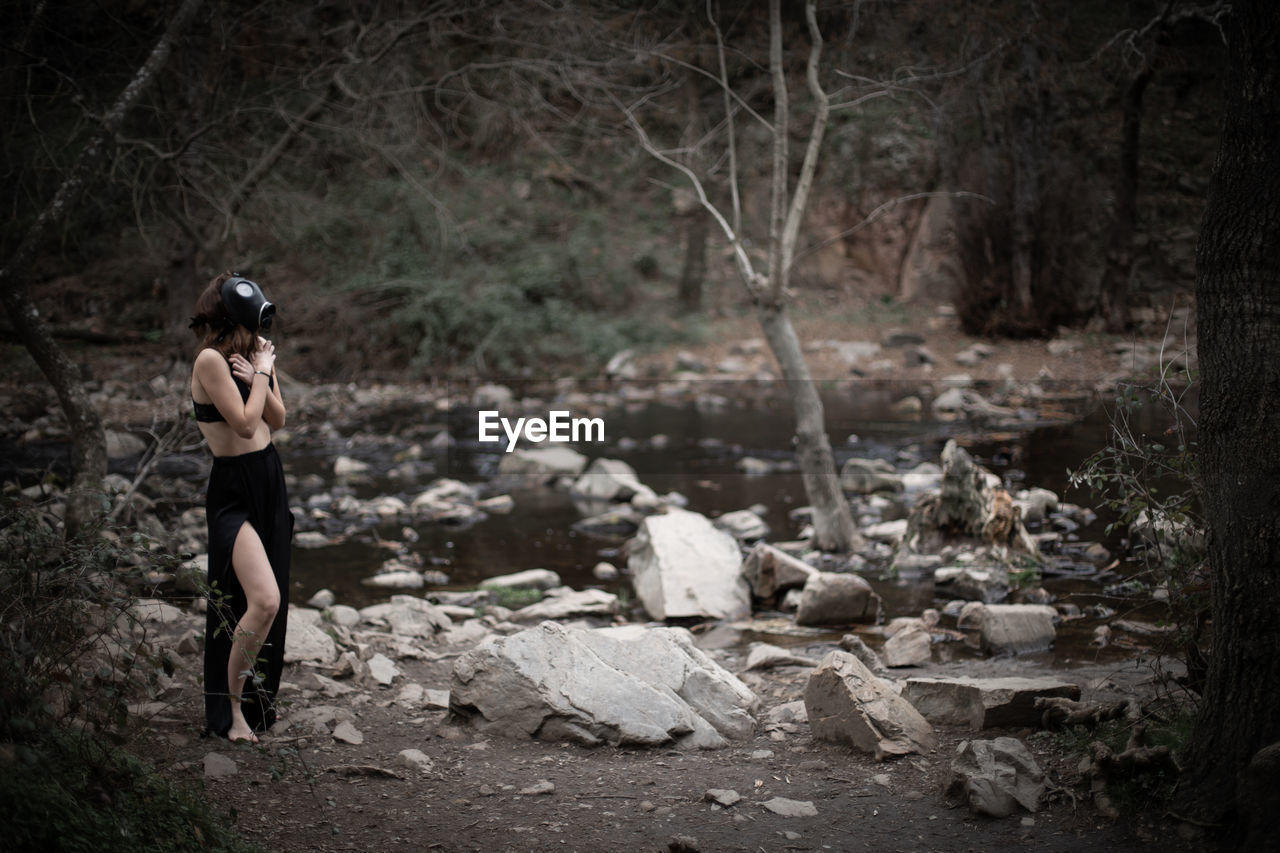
[1179, 0, 1280, 834]
[677, 211, 708, 313]
[0, 289, 108, 536]
[1098, 64, 1153, 333]
[758, 302, 862, 553]
[1010, 0, 1044, 328]
[0, 0, 205, 538]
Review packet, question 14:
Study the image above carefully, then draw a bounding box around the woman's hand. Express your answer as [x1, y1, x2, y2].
[252, 337, 276, 375]
[228, 353, 255, 385]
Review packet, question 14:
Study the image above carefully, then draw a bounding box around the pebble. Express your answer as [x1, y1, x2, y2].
[519, 779, 555, 796]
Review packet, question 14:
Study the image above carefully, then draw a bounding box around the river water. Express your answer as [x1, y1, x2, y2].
[272, 380, 1191, 670]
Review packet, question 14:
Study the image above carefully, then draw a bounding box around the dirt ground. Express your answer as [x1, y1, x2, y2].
[128, 631, 1199, 853]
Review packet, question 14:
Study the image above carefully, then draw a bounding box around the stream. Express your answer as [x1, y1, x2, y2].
[260, 381, 1188, 672]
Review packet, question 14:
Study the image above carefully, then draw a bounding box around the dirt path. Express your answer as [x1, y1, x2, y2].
[131, 632, 1185, 853]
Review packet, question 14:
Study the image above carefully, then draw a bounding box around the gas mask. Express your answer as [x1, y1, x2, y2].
[220, 276, 275, 333]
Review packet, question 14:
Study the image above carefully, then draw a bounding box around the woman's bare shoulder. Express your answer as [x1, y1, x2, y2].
[194, 347, 226, 368]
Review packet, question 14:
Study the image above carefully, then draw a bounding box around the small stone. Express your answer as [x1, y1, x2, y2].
[592, 561, 620, 581]
[203, 752, 237, 779]
[761, 797, 818, 817]
[307, 589, 336, 609]
[397, 748, 434, 774]
[751, 749, 775, 759]
[704, 789, 742, 807]
[640, 800, 656, 812]
[519, 779, 555, 795]
[332, 721, 364, 744]
[668, 835, 700, 853]
[366, 653, 400, 686]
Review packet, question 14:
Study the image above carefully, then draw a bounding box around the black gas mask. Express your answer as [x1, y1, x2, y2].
[220, 276, 275, 333]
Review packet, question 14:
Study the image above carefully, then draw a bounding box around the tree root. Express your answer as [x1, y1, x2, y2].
[1078, 724, 1180, 818]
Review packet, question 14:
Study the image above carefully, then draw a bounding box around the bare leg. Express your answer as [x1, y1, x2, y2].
[226, 521, 280, 743]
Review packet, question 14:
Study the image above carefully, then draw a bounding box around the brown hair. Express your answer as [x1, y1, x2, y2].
[189, 271, 259, 361]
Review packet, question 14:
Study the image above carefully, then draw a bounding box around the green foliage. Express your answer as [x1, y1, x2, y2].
[1069, 369, 1208, 690]
[0, 498, 258, 852]
[0, 731, 263, 853]
[276, 172, 689, 376]
[482, 586, 545, 611]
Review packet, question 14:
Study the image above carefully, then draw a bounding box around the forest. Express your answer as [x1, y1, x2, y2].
[2, 1, 1278, 851]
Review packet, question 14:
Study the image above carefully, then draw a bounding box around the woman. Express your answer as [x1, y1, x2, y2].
[189, 271, 291, 743]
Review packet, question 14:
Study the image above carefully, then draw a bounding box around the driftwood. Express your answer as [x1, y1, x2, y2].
[1034, 696, 1140, 730]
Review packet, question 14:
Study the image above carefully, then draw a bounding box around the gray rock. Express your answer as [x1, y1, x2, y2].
[450, 622, 757, 748]
[979, 605, 1058, 654]
[326, 604, 361, 627]
[497, 446, 588, 482]
[510, 588, 619, 622]
[760, 797, 818, 817]
[704, 789, 742, 807]
[1014, 488, 1060, 524]
[480, 568, 562, 592]
[284, 618, 338, 664]
[838, 634, 890, 676]
[745, 643, 820, 671]
[333, 455, 370, 477]
[713, 509, 770, 543]
[592, 561, 620, 581]
[473, 383, 514, 409]
[803, 650, 936, 760]
[359, 595, 452, 638]
[519, 779, 556, 796]
[840, 458, 904, 494]
[203, 752, 237, 779]
[397, 748, 434, 774]
[628, 509, 749, 621]
[571, 458, 656, 503]
[130, 599, 187, 624]
[902, 677, 1082, 730]
[332, 721, 364, 744]
[862, 519, 908, 544]
[307, 589, 337, 609]
[741, 543, 817, 599]
[957, 601, 985, 629]
[882, 626, 932, 667]
[935, 566, 1010, 603]
[945, 737, 1045, 817]
[360, 570, 425, 589]
[106, 429, 147, 460]
[366, 653, 400, 686]
[795, 573, 881, 626]
[901, 462, 944, 492]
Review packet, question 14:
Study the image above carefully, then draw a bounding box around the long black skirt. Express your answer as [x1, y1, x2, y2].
[202, 443, 292, 738]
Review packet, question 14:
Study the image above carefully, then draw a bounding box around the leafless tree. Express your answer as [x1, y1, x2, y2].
[0, 0, 205, 538]
[618, 0, 861, 552]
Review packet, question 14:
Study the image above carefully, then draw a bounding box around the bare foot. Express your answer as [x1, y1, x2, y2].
[227, 719, 259, 744]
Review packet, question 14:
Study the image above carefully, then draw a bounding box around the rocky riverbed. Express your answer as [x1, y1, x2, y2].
[2, 314, 1203, 851]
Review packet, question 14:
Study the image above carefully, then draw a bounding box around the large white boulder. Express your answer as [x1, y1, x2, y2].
[628, 509, 750, 621]
[450, 622, 757, 748]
